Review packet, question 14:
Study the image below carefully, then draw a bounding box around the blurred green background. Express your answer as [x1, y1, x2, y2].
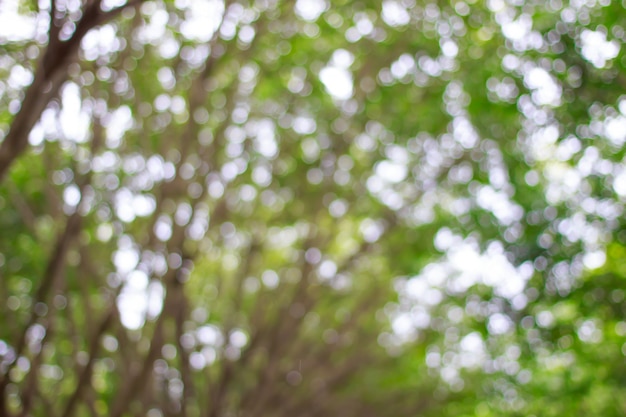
[1, 0, 626, 415]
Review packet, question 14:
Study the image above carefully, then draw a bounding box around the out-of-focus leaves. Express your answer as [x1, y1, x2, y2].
[1, 0, 626, 416]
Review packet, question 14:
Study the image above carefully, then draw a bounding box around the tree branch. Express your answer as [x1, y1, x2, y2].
[0, 0, 144, 183]
[60, 307, 116, 417]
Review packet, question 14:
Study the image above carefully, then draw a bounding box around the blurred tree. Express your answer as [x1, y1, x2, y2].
[1, 0, 626, 416]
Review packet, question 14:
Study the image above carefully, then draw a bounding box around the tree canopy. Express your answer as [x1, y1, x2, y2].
[1, 0, 626, 416]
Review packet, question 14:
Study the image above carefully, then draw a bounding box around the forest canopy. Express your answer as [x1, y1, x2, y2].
[1, 0, 626, 416]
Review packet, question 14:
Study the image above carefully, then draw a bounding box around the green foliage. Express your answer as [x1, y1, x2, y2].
[1, 0, 626, 416]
